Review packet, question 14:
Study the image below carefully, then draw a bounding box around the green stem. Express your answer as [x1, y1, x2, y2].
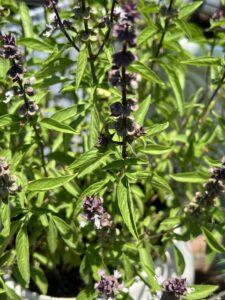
[81, 0, 97, 84]
[18, 79, 48, 177]
[50, 0, 80, 52]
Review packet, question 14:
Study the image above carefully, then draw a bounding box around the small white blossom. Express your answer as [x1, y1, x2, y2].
[93, 214, 102, 229]
[113, 270, 121, 279]
[4, 90, 13, 103]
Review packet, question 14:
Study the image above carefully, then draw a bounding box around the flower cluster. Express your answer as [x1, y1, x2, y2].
[161, 277, 188, 300]
[187, 157, 225, 212]
[0, 157, 20, 199]
[82, 196, 112, 230]
[95, 270, 123, 300]
[0, 33, 38, 117]
[212, 8, 225, 21]
[106, 1, 144, 143]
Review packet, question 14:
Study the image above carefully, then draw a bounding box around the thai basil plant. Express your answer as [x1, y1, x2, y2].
[1, 0, 225, 299]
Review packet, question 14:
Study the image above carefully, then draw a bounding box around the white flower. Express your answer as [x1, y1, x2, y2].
[43, 26, 54, 38]
[4, 90, 13, 103]
[79, 214, 88, 228]
[187, 287, 195, 294]
[93, 215, 102, 229]
[113, 270, 121, 279]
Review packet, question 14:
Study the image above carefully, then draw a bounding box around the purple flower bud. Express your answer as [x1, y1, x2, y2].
[123, 1, 140, 23]
[110, 102, 123, 116]
[108, 66, 121, 86]
[97, 133, 112, 147]
[18, 101, 39, 117]
[134, 125, 145, 138]
[127, 98, 138, 111]
[0, 157, 9, 177]
[7, 64, 24, 82]
[204, 179, 224, 198]
[126, 72, 140, 89]
[0, 33, 15, 46]
[25, 86, 35, 97]
[74, 6, 90, 19]
[83, 196, 112, 230]
[162, 277, 188, 299]
[113, 50, 136, 68]
[114, 116, 138, 137]
[212, 9, 225, 21]
[95, 270, 123, 299]
[113, 22, 137, 47]
[0, 159, 20, 197]
[0, 33, 21, 60]
[47, 0, 57, 9]
[98, 17, 110, 28]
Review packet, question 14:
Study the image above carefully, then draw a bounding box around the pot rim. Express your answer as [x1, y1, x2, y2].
[4, 275, 76, 300]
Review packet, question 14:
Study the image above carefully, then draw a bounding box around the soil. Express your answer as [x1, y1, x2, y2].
[29, 265, 85, 297]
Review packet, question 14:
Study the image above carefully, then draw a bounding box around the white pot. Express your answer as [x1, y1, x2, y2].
[4, 236, 194, 300]
[4, 275, 75, 300]
[129, 238, 195, 300]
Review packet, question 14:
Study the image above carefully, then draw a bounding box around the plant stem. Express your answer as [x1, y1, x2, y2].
[50, 0, 80, 52]
[18, 79, 48, 177]
[198, 69, 225, 123]
[151, 0, 175, 67]
[94, 0, 117, 59]
[81, 0, 97, 84]
[121, 44, 127, 172]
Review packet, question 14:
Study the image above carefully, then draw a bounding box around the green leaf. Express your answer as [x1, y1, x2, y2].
[68, 148, 99, 170]
[90, 104, 100, 148]
[76, 290, 93, 300]
[173, 244, 185, 275]
[41, 118, 79, 134]
[31, 265, 48, 295]
[139, 246, 159, 291]
[151, 173, 173, 194]
[47, 216, 58, 254]
[162, 65, 184, 115]
[185, 285, 218, 300]
[80, 178, 109, 198]
[28, 175, 75, 191]
[76, 46, 88, 89]
[51, 103, 87, 123]
[159, 217, 180, 231]
[69, 149, 112, 177]
[140, 144, 172, 155]
[17, 38, 54, 52]
[137, 26, 157, 46]
[128, 61, 164, 85]
[145, 122, 169, 136]
[0, 202, 10, 237]
[16, 224, 30, 285]
[78, 151, 112, 178]
[133, 95, 151, 126]
[51, 215, 76, 249]
[181, 57, 221, 66]
[19, 2, 33, 38]
[0, 114, 19, 128]
[179, 1, 203, 19]
[0, 58, 10, 79]
[175, 19, 194, 38]
[51, 105, 78, 122]
[170, 172, 209, 183]
[201, 227, 225, 253]
[117, 177, 138, 239]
